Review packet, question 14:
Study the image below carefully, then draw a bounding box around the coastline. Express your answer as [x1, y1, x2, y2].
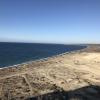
[0, 45, 87, 70]
[1, 44, 100, 99]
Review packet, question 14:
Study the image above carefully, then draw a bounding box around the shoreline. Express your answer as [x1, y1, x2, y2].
[0, 44, 100, 99]
[0, 45, 87, 70]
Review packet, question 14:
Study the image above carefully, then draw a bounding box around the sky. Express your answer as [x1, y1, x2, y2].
[0, 0, 100, 44]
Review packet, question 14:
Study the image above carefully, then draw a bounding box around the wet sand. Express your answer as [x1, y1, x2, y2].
[0, 45, 100, 100]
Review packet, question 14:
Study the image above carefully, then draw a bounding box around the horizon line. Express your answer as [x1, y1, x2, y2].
[0, 41, 100, 45]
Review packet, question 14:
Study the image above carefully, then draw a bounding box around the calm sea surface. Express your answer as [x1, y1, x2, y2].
[0, 42, 86, 68]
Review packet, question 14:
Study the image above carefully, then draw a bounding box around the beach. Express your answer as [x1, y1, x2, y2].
[0, 45, 100, 100]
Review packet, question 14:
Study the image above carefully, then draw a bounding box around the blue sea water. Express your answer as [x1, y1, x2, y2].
[0, 42, 86, 68]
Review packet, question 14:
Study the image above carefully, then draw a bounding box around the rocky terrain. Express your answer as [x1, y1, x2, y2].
[0, 45, 100, 100]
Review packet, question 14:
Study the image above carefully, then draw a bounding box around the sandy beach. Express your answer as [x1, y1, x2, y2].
[0, 45, 100, 100]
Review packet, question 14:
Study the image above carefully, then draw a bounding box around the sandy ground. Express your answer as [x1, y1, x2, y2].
[0, 45, 100, 100]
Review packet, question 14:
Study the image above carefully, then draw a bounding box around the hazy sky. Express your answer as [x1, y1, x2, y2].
[0, 0, 100, 44]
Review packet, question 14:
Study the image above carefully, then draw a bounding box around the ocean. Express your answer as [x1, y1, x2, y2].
[0, 42, 86, 68]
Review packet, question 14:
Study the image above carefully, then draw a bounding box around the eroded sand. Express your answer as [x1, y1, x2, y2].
[0, 46, 100, 100]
